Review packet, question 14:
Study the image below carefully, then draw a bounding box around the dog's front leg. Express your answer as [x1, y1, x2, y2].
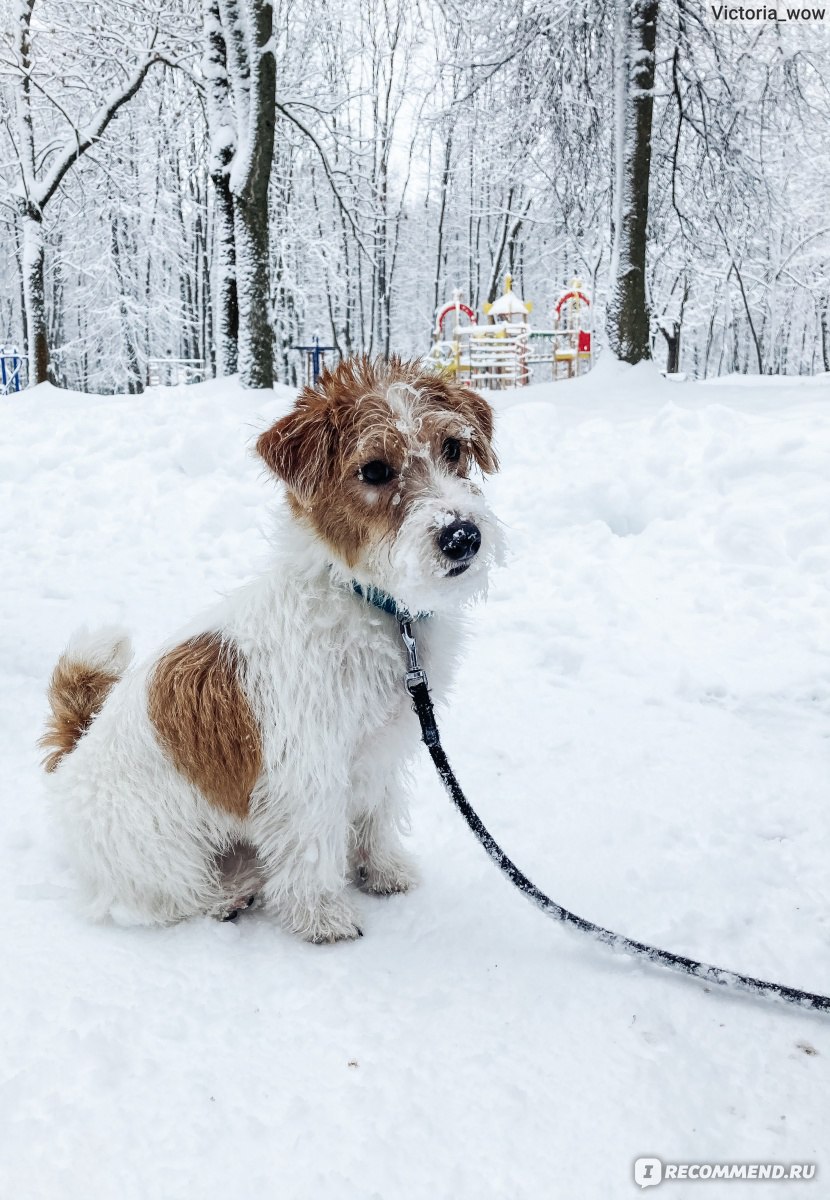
[351, 807, 419, 895]
[350, 743, 419, 896]
[249, 783, 363, 944]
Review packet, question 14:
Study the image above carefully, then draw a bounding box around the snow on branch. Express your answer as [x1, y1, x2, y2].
[34, 55, 164, 212]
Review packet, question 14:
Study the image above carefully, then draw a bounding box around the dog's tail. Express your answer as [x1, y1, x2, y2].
[40, 627, 133, 773]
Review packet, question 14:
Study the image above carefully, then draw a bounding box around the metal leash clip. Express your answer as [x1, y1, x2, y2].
[399, 619, 429, 694]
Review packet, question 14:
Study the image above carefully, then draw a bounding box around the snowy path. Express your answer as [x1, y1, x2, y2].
[1, 363, 829, 1198]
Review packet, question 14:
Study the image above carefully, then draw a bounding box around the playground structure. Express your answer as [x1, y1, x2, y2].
[550, 283, 593, 380]
[0, 346, 27, 394]
[426, 275, 592, 389]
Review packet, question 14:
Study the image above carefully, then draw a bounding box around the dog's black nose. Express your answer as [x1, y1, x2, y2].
[437, 519, 481, 561]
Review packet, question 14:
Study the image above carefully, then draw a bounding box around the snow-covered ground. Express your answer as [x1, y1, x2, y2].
[2, 362, 829, 1198]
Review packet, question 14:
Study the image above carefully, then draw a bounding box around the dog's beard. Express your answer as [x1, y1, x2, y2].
[357, 493, 505, 615]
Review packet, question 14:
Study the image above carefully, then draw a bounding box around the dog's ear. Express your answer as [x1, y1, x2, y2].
[256, 396, 335, 501]
[455, 386, 499, 475]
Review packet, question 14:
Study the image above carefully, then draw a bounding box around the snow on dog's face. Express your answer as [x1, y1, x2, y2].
[257, 356, 502, 613]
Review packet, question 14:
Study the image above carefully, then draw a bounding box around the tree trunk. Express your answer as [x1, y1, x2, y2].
[204, 0, 239, 376]
[222, 0, 275, 389]
[432, 131, 453, 322]
[18, 242, 28, 361]
[660, 321, 681, 373]
[606, 0, 658, 364]
[21, 208, 49, 384]
[486, 186, 516, 306]
[209, 179, 236, 374]
[234, 193, 272, 387]
[111, 215, 143, 393]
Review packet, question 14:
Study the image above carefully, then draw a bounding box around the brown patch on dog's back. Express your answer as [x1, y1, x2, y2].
[148, 634, 262, 818]
[41, 660, 122, 773]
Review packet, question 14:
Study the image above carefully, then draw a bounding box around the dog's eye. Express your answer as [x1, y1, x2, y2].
[443, 438, 462, 463]
[359, 460, 395, 485]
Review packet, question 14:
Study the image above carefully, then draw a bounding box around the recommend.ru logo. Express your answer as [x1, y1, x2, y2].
[633, 1158, 816, 1187]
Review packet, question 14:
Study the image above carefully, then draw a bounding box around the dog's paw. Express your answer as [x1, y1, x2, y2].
[217, 894, 258, 922]
[358, 854, 419, 896]
[297, 895, 364, 944]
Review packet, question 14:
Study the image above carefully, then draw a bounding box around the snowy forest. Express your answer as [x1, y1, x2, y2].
[1, 0, 828, 393]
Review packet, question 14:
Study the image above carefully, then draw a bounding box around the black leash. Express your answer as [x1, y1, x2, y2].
[399, 619, 830, 1015]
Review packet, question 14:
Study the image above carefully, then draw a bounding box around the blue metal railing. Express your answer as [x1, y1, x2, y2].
[0, 347, 27, 394]
[293, 335, 336, 385]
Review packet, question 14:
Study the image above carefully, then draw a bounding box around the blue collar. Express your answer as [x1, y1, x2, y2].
[351, 581, 431, 622]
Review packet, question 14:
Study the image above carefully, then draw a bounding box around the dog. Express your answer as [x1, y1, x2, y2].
[40, 356, 501, 942]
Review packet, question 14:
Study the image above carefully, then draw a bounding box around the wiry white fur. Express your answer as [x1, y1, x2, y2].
[364, 468, 501, 616]
[47, 460, 500, 940]
[61, 625, 134, 676]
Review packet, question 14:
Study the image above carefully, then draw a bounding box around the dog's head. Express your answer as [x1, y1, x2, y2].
[257, 356, 502, 613]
